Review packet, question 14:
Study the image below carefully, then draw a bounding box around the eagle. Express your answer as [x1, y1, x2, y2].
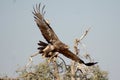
[33, 4, 97, 66]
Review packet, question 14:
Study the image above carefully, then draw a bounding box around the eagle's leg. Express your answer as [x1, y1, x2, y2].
[47, 52, 58, 63]
[42, 44, 55, 58]
[47, 52, 54, 63]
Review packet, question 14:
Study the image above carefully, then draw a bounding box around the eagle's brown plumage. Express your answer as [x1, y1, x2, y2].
[33, 4, 97, 66]
[33, 4, 59, 44]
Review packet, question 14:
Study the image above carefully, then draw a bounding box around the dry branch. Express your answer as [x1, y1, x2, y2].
[25, 52, 39, 68]
[70, 28, 91, 80]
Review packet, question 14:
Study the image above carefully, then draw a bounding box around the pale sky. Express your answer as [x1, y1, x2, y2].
[0, 0, 120, 80]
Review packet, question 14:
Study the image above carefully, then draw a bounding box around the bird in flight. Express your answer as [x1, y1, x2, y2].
[33, 4, 97, 66]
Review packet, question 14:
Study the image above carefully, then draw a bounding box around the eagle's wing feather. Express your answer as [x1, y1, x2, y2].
[60, 49, 84, 63]
[33, 4, 59, 44]
[60, 49, 97, 66]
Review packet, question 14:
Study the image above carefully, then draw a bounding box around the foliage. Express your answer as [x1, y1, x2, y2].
[17, 61, 53, 80]
[16, 29, 108, 80]
[16, 57, 108, 80]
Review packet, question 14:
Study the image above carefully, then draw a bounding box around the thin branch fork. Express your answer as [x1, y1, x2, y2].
[70, 28, 91, 80]
[26, 52, 39, 68]
[80, 27, 91, 41]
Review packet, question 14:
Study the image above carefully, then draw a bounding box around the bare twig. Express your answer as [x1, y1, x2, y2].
[84, 53, 92, 62]
[25, 52, 39, 68]
[80, 27, 91, 41]
[53, 61, 60, 80]
[17, 72, 36, 79]
[57, 56, 67, 70]
[71, 61, 75, 80]
[71, 38, 80, 80]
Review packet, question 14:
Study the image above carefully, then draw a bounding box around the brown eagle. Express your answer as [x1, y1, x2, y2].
[33, 4, 97, 66]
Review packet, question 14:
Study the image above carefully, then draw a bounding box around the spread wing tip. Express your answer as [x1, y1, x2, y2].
[32, 3, 46, 17]
[84, 62, 98, 66]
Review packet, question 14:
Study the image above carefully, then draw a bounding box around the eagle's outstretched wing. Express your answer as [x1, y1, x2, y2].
[60, 49, 97, 66]
[33, 4, 59, 44]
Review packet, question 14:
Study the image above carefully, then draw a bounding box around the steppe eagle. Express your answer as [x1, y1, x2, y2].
[33, 4, 97, 66]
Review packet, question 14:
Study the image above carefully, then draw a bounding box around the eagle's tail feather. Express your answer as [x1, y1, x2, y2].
[37, 40, 48, 53]
[38, 40, 48, 46]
